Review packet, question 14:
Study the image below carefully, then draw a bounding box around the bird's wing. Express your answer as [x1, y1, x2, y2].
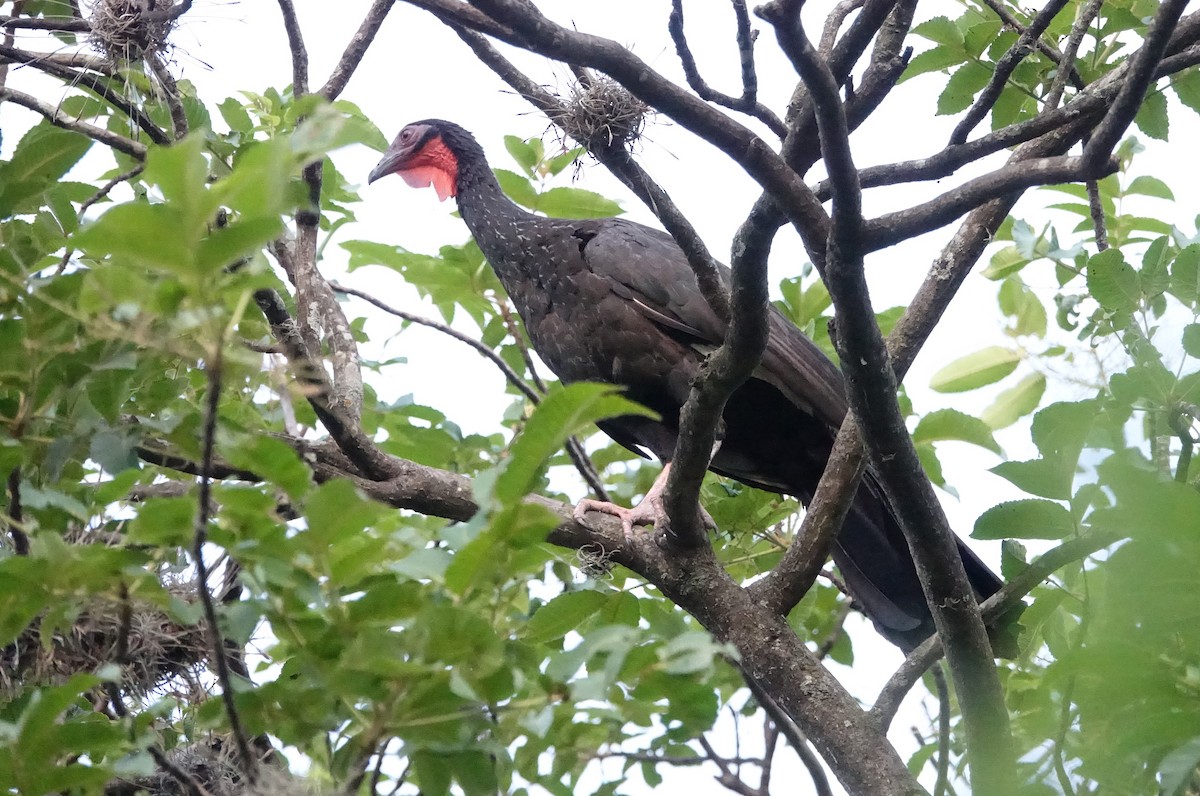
[574, 218, 849, 427]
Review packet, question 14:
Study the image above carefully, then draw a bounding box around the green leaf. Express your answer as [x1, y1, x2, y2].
[937, 60, 992, 116]
[902, 47, 968, 81]
[1171, 243, 1200, 306]
[929, 346, 1022, 393]
[912, 16, 965, 48]
[196, 216, 282, 272]
[1126, 175, 1174, 201]
[89, 429, 139, 474]
[524, 590, 607, 644]
[218, 97, 254, 133]
[1141, 236, 1172, 299]
[1087, 248, 1140, 313]
[912, 408, 1002, 453]
[980, 372, 1046, 429]
[143, 134, 216, 224]
[1159, 736, 1200, 796]
[1184, 324, 1200, 358]
[223, 435, 311, 501]
[0, 124, 92, 217]
[1134, 89, 1169, 141]
[495, 168, 539, 209]
[998, 276, 1047, 337]
[981, 245, 1030, 280]
[504, 135, 540, 176]
[73, 203, 196, 274]
[492, 383, 651, 505]
[973, 499, 1075, 540]
[534, 187, 623, 219]
[1174, 68, 1200, 115]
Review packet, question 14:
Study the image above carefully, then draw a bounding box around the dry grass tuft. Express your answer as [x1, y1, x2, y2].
[551, 76, 650, 152]
[0, 584, 209, 701]
[88, 0, 179, 64]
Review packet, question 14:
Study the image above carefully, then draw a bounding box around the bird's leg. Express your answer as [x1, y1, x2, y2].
[573, 459, 717, 539]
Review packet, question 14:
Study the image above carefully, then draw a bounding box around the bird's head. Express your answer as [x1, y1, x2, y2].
[368, 119, 481, 202]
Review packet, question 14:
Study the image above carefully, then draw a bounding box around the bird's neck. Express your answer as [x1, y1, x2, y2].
[454, 159, 534, 233]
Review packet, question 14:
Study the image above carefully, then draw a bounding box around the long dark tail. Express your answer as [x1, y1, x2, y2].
[831, 495, 1005, 652]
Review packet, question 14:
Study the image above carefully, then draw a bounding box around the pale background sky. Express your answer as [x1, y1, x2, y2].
[4, 0, 1198, 792]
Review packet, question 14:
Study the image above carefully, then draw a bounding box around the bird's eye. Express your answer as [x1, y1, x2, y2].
[401, 128, 415, 141]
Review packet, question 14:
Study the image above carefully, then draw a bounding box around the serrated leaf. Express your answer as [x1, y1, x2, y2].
[902, 47, 968, 81]
[998, 276, 1047, 337]
[1087, 248, 1140, 313]
[1173, 69, 1200, 114]
[973, 498, 1075, 539]
[1183, 324, 1200, 358]
[912, 409, 1002, 453]
[525, 590, 607, 644]
[495, 168, 539, 209]
[1134, 89, 1169, 141]
[1126, 176, 1174, 201]
[929, 346, 1022, 392]
[223, 435, 311, 501]
[504, 135, 540, 176]
[912, 16, 965, 48]
[0, 124, 93, 217]
[982, 245, 1030, 280]
[981, 372, 1046, 429]
[937, 60, 992, 116]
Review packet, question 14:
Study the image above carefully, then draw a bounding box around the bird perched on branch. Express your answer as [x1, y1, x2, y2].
[369, 119, 1004, 651]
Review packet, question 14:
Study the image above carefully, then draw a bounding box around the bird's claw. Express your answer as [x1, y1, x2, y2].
[573, 497, 717, 540]
[573, 497, 663, 539]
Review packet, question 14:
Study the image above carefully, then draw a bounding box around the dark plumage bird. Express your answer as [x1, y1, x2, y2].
[369, 119, 1003, 650]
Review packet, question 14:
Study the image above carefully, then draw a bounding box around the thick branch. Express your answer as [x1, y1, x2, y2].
[759, 2, 1015, 790]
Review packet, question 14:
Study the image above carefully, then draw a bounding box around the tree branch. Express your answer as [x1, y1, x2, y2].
[757, 2, 1015, 790]
[0, 86, 147, 158]
[948, 0, 1073, 146]
[667, 0, 786, 137]
[1082, 0, 1190, 171]
[319, 0, 395, 101]
[193, 351, 257, 781]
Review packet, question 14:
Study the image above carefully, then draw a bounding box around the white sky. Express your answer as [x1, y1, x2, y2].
[5, 0, 1199, 793]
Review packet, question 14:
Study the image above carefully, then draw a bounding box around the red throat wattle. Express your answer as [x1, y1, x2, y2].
[398, 135, 458, 201]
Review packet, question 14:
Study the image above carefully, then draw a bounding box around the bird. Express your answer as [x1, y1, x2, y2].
[368, 119, 1005, 651]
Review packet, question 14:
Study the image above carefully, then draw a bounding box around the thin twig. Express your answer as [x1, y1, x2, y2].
[1045, 0, 1104, 110]
[320, 0, 396, 101]
[1082, 0, 1190, 170]
[57, 164, 145, 272]
[697, 735, 760, 796]
[744, 675, 832, 796]
[932, 665, 951, 796]
[0, 86, 147, 158]
[871, 529, 1122, 729]
[193, 349, 258, 781]
[977, 0, 1085, 89]
[1087, 179, 1109, 250]
[667, 0, 786, 136]
[949, 0, 1073, 145]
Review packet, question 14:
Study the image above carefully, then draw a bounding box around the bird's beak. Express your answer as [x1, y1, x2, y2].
[368, 147, 405, 184]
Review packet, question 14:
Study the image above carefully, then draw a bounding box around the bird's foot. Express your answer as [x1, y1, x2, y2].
[573, 463, 717, 539]
[573, 495, 666, 539]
